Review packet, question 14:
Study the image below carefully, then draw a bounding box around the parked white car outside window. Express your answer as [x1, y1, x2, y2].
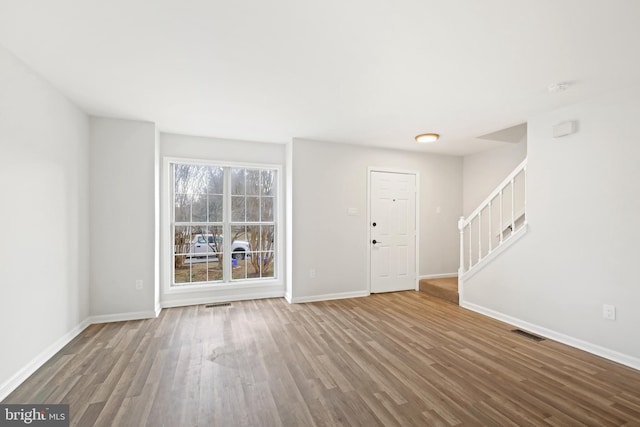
[187, 234, 250, 260]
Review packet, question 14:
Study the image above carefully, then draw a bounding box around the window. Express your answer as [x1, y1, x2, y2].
[171, 162, 278, 286]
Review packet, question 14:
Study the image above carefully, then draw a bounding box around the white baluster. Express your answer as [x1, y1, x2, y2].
[478, 210, 482, 263]
[458, 216, 465, 275]
[488, 201, 493, 253]
[499, 190, 504, 244]
[523, 166, 527, 226]
[468, 222, 472, 270]
[511, 178, 515, 234]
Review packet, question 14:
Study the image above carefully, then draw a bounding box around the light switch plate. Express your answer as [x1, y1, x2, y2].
[603, 304, 616, 320]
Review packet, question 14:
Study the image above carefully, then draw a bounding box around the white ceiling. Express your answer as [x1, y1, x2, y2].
[1, 0, 639, 155]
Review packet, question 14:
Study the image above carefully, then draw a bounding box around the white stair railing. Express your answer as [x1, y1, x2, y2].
[458, 159, 527, 277]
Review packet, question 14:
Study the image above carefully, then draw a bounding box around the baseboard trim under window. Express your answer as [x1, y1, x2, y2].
[161, 288, 285, 309]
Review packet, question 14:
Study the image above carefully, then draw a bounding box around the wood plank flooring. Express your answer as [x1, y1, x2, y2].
[4, 292, 640, 426]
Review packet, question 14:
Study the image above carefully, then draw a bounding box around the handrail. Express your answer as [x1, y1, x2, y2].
[460, 159, 527, 229]
[458, 159, 527, 277]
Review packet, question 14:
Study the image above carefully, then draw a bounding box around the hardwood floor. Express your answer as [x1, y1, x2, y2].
[4, 292, 640, 426]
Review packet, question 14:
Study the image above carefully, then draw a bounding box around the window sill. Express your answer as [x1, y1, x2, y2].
[165, 278, 283, 294]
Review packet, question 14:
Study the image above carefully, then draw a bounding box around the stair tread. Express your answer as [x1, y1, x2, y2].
[418, 277, 459, 305]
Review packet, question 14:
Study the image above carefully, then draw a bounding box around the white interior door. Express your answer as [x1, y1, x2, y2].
[370, 171, 417, 293]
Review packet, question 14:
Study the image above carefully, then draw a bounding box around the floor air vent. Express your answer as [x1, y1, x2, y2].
[205, 302, 231, 308]
[511, 329, 545, 342]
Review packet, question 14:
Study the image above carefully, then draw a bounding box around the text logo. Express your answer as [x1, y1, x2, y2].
[0, 405, 69, 427]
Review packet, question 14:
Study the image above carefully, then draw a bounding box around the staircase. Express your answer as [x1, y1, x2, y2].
[457, 159, 528, 301]
[419, 277, 459, 304]
[419, 160, 527, 306]
[458, 159, 527, 277]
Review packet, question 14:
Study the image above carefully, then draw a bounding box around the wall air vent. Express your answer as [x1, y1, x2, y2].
[511, 329, 545, 342]
[205, 302, 231, 308]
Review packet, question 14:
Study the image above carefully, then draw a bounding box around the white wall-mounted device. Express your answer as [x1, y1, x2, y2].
[553, 120, 577, 138]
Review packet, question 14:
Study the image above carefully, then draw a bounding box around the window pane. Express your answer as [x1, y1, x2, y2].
[261, 197, 274, 221]
[205, 225, 224, 257]
[207, 166, 224, 194]
[247, 196, 259, 222]
[174, 226, 190, 255]
[246, 169, 261, 195]
[232, 233, 250, 261]
[174, 164, 191, 194]
[174, 194, 191, 222]
[231, 225, 248, 247]
[260, 225, 275, 252]
[190, 225, 206, 240]
[243, 225, 258, 252]
[261, 252, 275, 278]
[261, 170, 275, 196]
[175, 164, 207, 194]
[232, 196, 245, 222]
[174, 262, 191, 284]
[208, 195, 223, 222]
[174, 226, 191, 284]
[205, 225, 223, 282]
[232, 257, 248, 280]
[207, 263, 223, 281]
[192, 194, 207, 222]
[231, 168, 245, 195]
[231, 225, 251, 280]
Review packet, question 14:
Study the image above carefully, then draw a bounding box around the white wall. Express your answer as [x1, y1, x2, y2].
[90, 117, 158, 319]
[463, 139, 527, 216]
[291, 138, 462, 301]
[463, 87, 640, 366]
[0, 45, 90, 396]
[159, 133, 287, 307]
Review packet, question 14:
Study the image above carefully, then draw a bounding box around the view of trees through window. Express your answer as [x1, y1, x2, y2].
[172, 163, 276, 285]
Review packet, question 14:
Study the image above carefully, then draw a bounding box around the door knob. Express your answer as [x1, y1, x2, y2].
[372, 240, 382, 244]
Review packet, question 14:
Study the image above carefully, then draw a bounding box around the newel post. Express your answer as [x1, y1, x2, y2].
[458, 216, 465, 276]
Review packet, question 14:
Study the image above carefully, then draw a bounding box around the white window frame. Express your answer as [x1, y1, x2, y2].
[162, 157, 283, 295]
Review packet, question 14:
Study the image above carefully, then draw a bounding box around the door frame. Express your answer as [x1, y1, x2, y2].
[367, 167, 420, 294]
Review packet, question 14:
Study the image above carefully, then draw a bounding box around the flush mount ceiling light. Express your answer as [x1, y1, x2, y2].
[415, 133, 440, 143]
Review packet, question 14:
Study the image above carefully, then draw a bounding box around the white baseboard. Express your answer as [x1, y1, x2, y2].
[461, 301, 640, 372]
[89, 310, 159, 324]
[418, 273, 458, 280]
[161, 290, 285, 308]
[284, 292, 293, 304]
[290, 290, 369, 304]
[0, 318, 92, 402]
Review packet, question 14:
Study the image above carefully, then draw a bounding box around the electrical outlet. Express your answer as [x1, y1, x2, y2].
[135, 279, 143, 290]
[309, 269, 316, 279]
[602, 304, 616, 320]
